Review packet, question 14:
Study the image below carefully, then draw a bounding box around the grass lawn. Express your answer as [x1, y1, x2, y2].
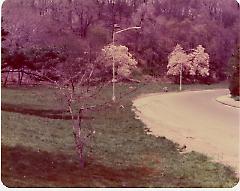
[1, 81, 238, 187]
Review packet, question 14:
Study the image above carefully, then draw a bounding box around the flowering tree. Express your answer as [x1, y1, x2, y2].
[189, 45, 210, 77]
[99, 44, 137, 78]
[167, 44, 210, 89]
[167, 44, 190, 90]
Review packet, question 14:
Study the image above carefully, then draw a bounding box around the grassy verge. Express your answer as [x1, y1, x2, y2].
[1, 82, 238, 187]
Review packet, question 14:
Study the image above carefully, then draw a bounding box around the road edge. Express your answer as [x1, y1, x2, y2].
[216, 95, 240, 108]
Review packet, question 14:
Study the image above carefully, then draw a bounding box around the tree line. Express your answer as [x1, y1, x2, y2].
[1, 0, 240, 85]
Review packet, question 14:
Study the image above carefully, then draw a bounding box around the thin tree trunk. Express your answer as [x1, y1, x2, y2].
[18, 71, 21, 86]
[20, 70, 24, 85]
[180, 63, 182, 91]
[71, 80, 75, 93]
[77, 108, 85, 167]
[69, 102, 85, 167]
[3, 71, 10, 87]
[68, 0, 73, 29]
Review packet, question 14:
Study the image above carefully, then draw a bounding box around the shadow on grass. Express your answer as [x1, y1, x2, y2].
[1, 145, 153, 187]
[1, 103, 93, 120]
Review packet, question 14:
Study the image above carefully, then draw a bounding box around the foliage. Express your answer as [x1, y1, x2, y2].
[27, 47, 66, 71]
[99, 44, 138, 78]
[2, 0, 239, 82]
[1, 46, 66, 81]
[167, 44, 210, 83]
[129, 0, 239, 79]
[189, 45, 210, 77]
[167, 44, 190, 76]
[229, 46, 240, 97]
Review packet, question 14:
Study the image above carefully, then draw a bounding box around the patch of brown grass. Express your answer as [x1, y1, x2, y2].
[2, 145, 153, 187]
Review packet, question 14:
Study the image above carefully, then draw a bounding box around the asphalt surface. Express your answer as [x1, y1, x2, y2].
[133, 89, 239, 172]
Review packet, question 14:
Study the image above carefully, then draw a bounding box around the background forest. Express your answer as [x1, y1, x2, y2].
[1, 0, 239, 85]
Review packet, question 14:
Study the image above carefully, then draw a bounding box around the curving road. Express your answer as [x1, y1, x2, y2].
[133, 89, 239, 172]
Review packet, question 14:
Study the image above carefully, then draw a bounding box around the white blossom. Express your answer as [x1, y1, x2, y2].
[167, 44, 210, 78]
[189, 45, 210, 77]
[100, 44, 137, 77]
[167, 44, 191, 76]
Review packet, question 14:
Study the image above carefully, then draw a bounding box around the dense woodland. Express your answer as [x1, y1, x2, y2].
[1, 0, 240, 85]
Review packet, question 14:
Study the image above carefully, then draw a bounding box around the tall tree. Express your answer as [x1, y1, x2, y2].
[167, 44, 190, 89]
[189, 45, 210, 78]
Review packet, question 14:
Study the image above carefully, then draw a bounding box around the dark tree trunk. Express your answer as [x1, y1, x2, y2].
[18, 71, 21, 85]
[3, 71, 10, 87]
[20, 70, 24, 85]
[71, 80, 75, 93]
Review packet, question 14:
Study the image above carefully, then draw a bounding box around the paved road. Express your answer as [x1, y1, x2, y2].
[133, 89, 239, 172]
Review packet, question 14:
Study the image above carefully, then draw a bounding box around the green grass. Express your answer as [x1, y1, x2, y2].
[1, 81, 238, 187]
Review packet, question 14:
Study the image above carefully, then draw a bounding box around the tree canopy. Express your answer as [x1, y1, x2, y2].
[1, 0, 239, 83]
[99, 44, 137, 78]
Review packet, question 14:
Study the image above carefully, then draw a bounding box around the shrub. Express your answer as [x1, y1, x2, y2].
[229, 46, 240, 97]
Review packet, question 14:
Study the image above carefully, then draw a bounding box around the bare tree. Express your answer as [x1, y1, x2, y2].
[24, 45, 142, 166]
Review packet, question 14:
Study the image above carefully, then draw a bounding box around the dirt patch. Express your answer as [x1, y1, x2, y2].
[1, 103, 93, 120]
[1, 145, 153, 187]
